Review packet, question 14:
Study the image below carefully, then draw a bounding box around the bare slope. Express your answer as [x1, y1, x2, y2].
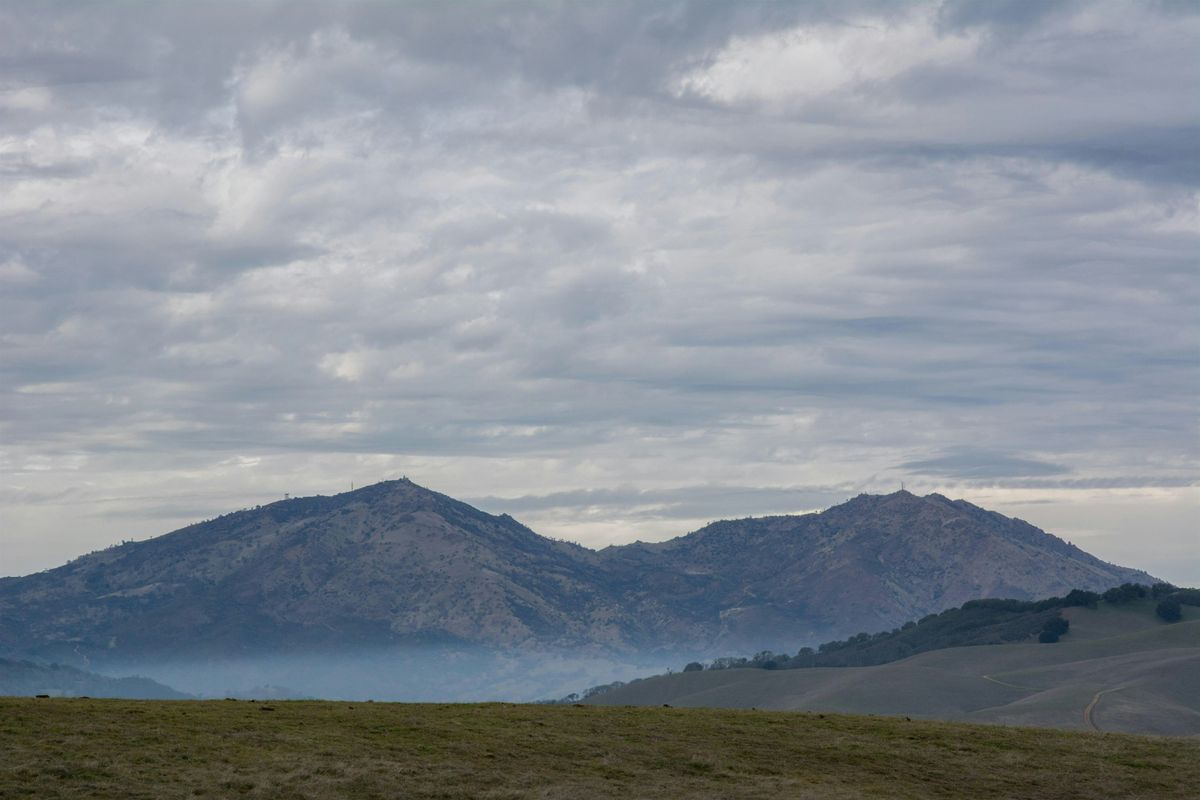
[0, 480, 1154, 665]
[590, 605, 1200, 736]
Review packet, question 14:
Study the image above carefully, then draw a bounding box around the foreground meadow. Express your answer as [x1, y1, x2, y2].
[1, 698, 1196, 799]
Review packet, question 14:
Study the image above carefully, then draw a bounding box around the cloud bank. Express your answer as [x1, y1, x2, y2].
[1, 1, 1196, 583]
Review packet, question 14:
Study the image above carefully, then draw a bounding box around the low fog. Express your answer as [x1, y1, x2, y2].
[96, 647, 683, 703]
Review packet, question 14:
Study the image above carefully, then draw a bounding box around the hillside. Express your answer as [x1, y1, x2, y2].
[0, 480, 1154, 670]
[3, 699, 1198, 800]
[590, 599, 1200, 736]
[0, 659, 189, 700]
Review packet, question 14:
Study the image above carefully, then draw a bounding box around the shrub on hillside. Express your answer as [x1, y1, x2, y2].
[1038, 615, 1069, 643]
[1156, 598, 1183, 623]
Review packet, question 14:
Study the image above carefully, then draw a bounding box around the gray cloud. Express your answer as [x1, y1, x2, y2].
[467, 483, 858, 523]
[0, 1, 1196, 581]
[900, 448, 1070, 479]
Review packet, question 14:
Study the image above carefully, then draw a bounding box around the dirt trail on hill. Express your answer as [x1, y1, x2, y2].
[981, 674, 1039, 691]
[1084, 687, 1124, 731]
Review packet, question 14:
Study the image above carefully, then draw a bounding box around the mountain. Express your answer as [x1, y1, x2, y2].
[0, 480, 1154, 668]
[0, 480, 631, 661]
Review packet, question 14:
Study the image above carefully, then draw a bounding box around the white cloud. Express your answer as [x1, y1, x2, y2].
[319, 349, 376, 383]
[674, 11, 979, 108]
[0, 86, 53, 112]
[0, 257, 39, 284]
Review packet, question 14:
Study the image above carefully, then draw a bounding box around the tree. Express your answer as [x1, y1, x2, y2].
[682, 662, 704, 672]
[1156, 598, 1183, 623]
[1151, 582, 1177, 599]
[1039, 615, 1069, 643]
[1104, 583, 1148, 604]
[1059, 589, 1100, 608]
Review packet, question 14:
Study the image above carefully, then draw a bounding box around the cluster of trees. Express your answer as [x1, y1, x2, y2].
[554, 680, 629, 704]
[1152, 583, 1200, 623]
[1104, 583, 1148, 603]
[1095, 582, 1200, 622]
[1098, 581, 1200, 623]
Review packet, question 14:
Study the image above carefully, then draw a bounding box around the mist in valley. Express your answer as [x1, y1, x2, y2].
[96, 647, 679, 703]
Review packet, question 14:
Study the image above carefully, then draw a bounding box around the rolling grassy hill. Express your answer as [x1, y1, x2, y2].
[1, 698, 1197, 799]
[590, 600, 1200, 736]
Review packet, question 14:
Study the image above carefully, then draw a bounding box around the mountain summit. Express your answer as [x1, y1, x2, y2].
[0, 480, 1153, 663]
[604, 489, 1154, 647]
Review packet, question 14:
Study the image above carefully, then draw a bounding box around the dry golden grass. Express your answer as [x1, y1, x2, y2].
[1, 697, 1197, 799]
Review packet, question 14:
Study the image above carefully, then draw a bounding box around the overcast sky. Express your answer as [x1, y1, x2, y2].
[1, 1, 1197, 584]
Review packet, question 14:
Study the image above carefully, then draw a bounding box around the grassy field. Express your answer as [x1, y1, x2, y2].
[2, 698, 1199, 799]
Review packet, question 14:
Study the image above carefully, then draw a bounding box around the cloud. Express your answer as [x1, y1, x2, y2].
[900, 448, 1070, 479]
[0, 1, 1196, 581]
[674, 9, 981, 107]
[467, 483, 857, 522]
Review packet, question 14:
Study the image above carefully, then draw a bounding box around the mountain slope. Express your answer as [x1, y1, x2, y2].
[0, 481, 1154, 665]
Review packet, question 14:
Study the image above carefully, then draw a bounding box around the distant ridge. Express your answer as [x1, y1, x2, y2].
[0, 479, 1154, 664]
[0, 658, 189, 700]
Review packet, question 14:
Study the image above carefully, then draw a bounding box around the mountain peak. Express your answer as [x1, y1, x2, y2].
[835, 489, 971, 514]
